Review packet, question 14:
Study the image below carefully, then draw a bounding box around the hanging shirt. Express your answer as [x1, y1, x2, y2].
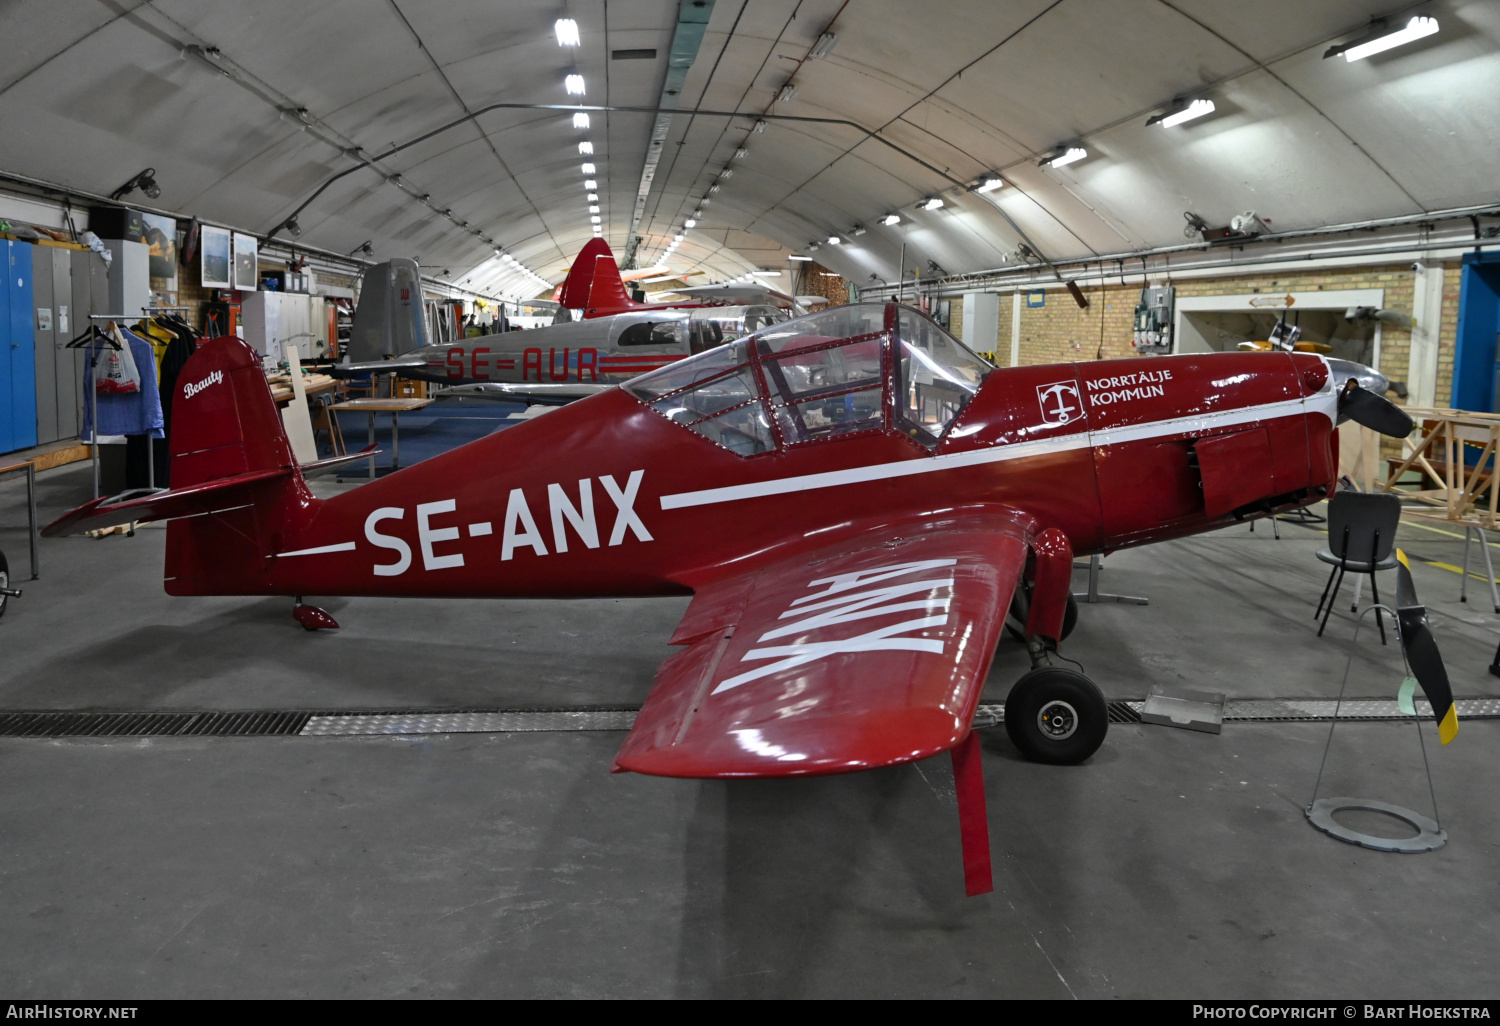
[82, 327, 165, 441]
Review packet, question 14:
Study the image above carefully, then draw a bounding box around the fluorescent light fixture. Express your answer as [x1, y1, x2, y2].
[583, 179, 597, 189]
[565, 74, 585, 95]
[975, 176, 1005, 193]
[1326, 16, 1439, 61]
[572, 112, 590, 129]
[674, 234, 684, 241]
[1149, 98, 1216, 128]
[788, 254, 812, 261]
[777, 83, 797, 103]
[685, 219, 696, 228]
[587, 193, 598, 202]
[880, 213, 901, 226]
[826, 236, 841, 245]
[809, 32, 838, 58]
[555, 19, 580, 46]
[589, 205, 600, 213]
[579, 141, 594, 154]
[1043, 146, 1087, 168]
[920, 197, 944, 210]
[581, 162, 596, 174]
[753, 270, 782, 277]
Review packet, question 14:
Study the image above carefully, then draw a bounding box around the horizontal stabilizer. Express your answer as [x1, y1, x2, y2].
[328, 356, 428, 378]
[436, 382, 611, 405]
[42, 467, 291, 538]
[299, 445, 380, 478]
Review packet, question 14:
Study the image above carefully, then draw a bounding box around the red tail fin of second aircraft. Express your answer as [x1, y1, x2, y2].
[558, 237, 639, 317]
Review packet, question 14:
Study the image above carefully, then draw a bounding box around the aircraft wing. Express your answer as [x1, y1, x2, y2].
[614, 513, 1029, 778]
[664, 283, 793, 306]
[435, 382, 612, 405]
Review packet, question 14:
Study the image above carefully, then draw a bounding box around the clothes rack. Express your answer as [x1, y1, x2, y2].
[78, 315, 163, 500]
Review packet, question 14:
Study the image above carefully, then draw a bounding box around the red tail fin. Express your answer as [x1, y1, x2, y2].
[558, 238, 638, 318]
[164, 337, 315, 595]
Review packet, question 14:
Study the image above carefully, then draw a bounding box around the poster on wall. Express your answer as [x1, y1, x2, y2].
[141, 212, 178, 293]
[200, 225, 231, 288]
[232, 232, 259, 291]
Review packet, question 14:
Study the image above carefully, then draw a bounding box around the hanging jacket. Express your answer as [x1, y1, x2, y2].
[82, 326, 164, 441]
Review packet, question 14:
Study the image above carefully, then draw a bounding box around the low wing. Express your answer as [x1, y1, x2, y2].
[666, 283, 794, 306]
[435, 382, 612, 405]
[614, 514, 1030, 778]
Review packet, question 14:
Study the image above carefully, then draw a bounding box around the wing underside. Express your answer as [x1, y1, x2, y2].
[614, 514, 1031, 778]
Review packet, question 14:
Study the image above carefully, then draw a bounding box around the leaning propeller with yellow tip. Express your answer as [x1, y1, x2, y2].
[1395, 549, 1458, 745]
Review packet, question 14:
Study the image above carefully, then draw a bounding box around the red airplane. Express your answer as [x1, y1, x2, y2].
[558, 237, 801, 318]
[44, 301, 1412, 895]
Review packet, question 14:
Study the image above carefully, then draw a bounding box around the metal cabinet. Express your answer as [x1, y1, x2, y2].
[1, 240, 38, 454]
[30, 244, 95, 445]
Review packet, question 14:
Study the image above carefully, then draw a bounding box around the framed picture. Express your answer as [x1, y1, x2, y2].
[200, 225, 231, 288]
[232, 232, 259, 291]
[141, 212, 178, 291]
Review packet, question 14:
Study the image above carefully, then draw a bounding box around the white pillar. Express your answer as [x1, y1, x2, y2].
[1408, 262, 1445, 408]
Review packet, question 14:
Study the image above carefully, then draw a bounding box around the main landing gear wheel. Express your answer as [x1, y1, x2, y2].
[1004, 667, 1107, 765]
[0, 550, 16, 619]
[1006, 587, 1078, 643]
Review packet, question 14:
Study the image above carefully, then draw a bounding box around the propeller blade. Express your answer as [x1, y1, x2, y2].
[1339, 381, 1414, 438]
[1395, 550, 1458, 744]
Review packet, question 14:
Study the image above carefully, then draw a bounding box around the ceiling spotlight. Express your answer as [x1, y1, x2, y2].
[587, 193, 599, 202]
[555, 18, 580, 46]
[1326, 15, 1438, 61]
[719, 168, 734, 179]
[806, 242, 820, 251]
[851, 225, 866, 236]
[754, 120, 767, 133]
[708, 184, 720, 195]
[1147, 98, 1216, 128]
[1042, 146, 1087, 168]
[565, 74, 586, 95]
[674, 234, 684, 241]
[809, 32, 838, 59]
[280, 215, 302, 238]
[735, 148, 748, 159]
[584, 179, 597, 189]
[350, 240, 374, 257]
[699, 197, 710, 205]
[581, 162, 596, 174]
[879, 213, 901, 226]
[591, 215, 601, 223]
[693, 209, 704, 219]
[589, 205, 600, 213]
[919, 197, 944, 211]
[974, 175, 1005, 193]
[110, 167, 160, 200]
[685, 219, 697, 228]
[826, 236, 841, 245]
[579, 141, 594, 155]
[777, 83, 797, 103]
[572, 112, 590, 129]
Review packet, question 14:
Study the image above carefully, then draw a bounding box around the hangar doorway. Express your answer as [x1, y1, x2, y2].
[1173, 289, 1385, 370]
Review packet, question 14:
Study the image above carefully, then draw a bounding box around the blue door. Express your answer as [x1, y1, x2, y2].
[3, 240, 39, 453]
[1451, 252, 1500, 413]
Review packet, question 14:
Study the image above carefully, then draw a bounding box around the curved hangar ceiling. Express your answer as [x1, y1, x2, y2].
[0, 1, 1494, 298]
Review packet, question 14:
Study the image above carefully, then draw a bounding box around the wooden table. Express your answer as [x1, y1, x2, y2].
[0, 458, 39, 579]
[267, 373, 338, 405]
[328, 398, 434, 479]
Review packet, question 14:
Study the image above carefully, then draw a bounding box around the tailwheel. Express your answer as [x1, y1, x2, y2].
[1003, 667, 1107, 765]
[1005, 587, 1077, 643]
[0, 550, 10, 619]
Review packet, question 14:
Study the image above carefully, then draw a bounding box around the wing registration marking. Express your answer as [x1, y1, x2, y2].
[712, 559, 957, 695]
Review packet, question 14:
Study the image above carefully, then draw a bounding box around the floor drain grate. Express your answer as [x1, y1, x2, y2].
[0, 710, 314, 737]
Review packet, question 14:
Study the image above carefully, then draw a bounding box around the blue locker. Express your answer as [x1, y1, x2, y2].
[2, 240, 38, 453]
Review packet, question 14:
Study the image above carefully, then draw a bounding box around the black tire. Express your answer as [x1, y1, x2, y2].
[0, 550, 8, 619]
[1003, 667, 1107, 765]
[1005, 588, 1078, 643]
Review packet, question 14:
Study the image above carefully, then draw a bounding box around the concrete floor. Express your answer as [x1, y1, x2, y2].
[3, 463, 1500, 998]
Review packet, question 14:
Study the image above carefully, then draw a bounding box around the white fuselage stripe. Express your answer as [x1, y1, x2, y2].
[277, 541, 357, 558]
[659, 394, 1334, 511]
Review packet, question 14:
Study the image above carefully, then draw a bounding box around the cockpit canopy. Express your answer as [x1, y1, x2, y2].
[624, 302, 992, 457]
